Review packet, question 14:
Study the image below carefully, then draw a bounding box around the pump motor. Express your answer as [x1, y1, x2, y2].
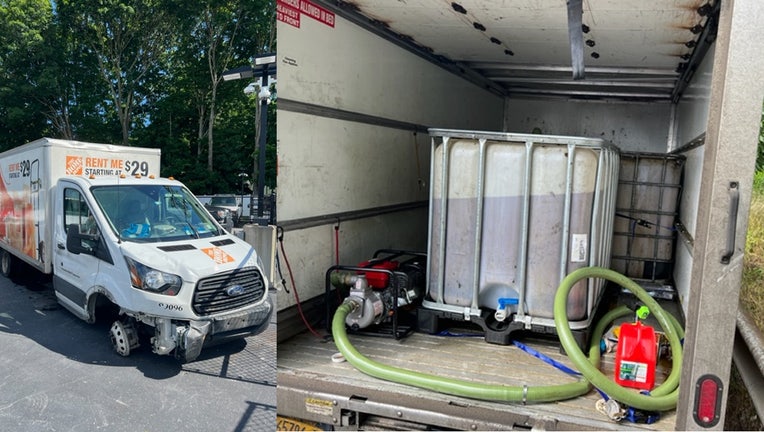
[326, 249, 426, 339]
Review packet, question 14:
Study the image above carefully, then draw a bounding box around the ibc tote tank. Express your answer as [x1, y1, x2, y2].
[423, 129, 619, 338]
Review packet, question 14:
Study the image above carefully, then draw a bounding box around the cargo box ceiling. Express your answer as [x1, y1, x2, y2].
[319, 0, 719, 102]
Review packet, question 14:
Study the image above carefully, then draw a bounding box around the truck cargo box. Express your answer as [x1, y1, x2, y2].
[0, 137, 160, 273]
[275, 0, 764, 429]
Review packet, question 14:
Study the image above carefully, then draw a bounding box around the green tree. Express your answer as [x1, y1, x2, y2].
[0, 0, 53, 148]
[172, 0, 276, 172]
[61, 0, 177, 146]
[140, 0, 276, 192]
[37, 6, 110, 141]
[0, 0, 277, 195]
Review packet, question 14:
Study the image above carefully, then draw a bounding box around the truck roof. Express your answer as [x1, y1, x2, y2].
[326, 0, 715, 102]
[7, 137, 161, 157]
[66, 175, 184, 188]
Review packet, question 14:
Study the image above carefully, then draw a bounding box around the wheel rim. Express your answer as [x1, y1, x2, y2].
[110, 321, 134, 356]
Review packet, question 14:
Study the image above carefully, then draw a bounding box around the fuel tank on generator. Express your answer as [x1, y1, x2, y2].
[420, 129, 619, 345]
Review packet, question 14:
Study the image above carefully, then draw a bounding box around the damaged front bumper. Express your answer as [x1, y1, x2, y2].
[143, 295, 273, 363]
[180, 295, 273, 362]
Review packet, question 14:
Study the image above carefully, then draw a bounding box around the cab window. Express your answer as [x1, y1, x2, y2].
[63, 188, 97, 235]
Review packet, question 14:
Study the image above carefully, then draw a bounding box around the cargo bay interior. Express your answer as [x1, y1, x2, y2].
[276, 0, 763, 429]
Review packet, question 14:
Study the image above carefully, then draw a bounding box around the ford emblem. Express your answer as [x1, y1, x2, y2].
[226, 284, 245, 296]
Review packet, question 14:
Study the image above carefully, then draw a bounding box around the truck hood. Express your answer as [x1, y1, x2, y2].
[120, 235, 261, 282]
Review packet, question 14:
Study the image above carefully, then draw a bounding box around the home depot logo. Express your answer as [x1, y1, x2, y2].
[65, 156, 83, 175]
[201, 247, 235, 264]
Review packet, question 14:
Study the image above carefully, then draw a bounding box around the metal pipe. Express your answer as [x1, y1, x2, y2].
[652, 157, 670, 280]
[425, 136, 437, 307]
[626, 154, 639, 267]
[734, 307, 764, 420]
[278, 201, 427, 232]
[471, 139, 488, 310]
[506, 88, 671, 99]
[466, 63, 678, 76]
[256, 73, 269, 223]
[736, 307, 764, 377]
[559, 144, 575, 284]
[588, 147, 605, 311]
[436, 137, 451, 304]
[516, 140, 534, 321]
[278, 98, 429, 134]
[487, 78, 676, 87]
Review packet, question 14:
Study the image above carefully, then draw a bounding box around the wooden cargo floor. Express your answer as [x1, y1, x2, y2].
[277, 326, 677, 430]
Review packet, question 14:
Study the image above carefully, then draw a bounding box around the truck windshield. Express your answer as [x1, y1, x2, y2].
[91, 184, 224, 242]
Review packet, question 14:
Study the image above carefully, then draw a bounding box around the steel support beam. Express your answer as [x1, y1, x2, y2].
[566, 0, 585, 80]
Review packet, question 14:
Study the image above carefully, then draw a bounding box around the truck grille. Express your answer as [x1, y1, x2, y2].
[192, 267, 266, 315]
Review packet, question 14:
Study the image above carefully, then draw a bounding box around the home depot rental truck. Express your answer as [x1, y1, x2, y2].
[0, 138, 272, 362]
[275, 0, 764, 430]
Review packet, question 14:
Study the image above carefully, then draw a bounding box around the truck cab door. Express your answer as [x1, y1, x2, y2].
[53, 184, 113, 322]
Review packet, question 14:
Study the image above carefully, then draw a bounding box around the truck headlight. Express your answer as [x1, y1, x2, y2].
[125, 257, 182, 296]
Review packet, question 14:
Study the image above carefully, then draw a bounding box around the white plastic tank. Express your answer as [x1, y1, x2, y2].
[424, 129, 619, 331]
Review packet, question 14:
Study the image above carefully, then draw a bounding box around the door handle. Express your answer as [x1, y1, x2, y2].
[57, 242, 65, 250]
[721, 181, 739, 264]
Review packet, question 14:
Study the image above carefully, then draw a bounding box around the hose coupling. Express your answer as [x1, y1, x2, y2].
[342, 297, 362, 312]
[596, 398, 626, 422]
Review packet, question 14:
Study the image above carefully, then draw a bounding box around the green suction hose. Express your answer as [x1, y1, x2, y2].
[333, 302, 593, 403]
[334, 296, 630, 403]
[554, 267, 683, 411]
[331, 266, 684, 410]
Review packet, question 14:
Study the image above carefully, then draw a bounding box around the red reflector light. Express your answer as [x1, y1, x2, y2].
[693, 374, 723, 427]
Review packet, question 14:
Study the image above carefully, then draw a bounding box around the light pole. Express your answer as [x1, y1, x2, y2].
[237, 172, 248, 223]
[223, 53, 276, 226]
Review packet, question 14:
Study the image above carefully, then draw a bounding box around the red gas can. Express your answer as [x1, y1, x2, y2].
[614, 321, 657, 391]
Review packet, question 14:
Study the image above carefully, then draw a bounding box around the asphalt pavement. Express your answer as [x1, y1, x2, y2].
[0, 271, 276, 432]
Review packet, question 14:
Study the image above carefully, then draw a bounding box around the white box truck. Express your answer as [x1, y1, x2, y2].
[275, 0, 764, 430]
[0, 138, 272, 362]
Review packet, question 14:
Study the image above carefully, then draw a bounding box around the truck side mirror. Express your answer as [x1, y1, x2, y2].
[66, 223, 98, 255]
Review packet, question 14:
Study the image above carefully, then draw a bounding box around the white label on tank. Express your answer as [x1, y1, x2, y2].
[571, 234, 588, 262]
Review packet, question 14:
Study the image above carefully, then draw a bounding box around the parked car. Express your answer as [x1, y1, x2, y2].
[204, 205, 234, 232]
[206, 194, 241, 222]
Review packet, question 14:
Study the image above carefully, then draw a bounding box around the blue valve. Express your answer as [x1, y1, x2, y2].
[495, 297, 519, 322]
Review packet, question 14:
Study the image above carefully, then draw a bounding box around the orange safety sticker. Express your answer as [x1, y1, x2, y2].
[200, 247, 235, 264]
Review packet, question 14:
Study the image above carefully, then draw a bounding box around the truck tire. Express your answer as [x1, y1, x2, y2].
[0, 249, 16, 279]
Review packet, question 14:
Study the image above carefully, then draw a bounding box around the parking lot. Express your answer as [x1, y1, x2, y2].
[0, 272, 276, 432]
